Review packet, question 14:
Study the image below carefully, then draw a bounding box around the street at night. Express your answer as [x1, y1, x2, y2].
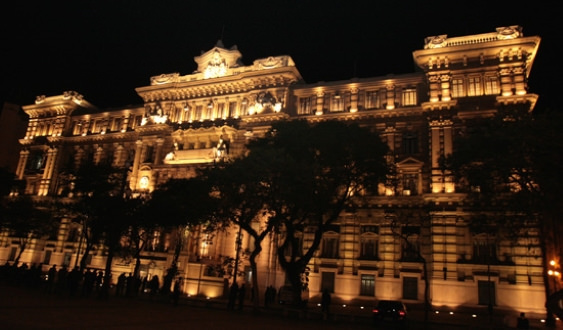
[1, 284, 561, 329]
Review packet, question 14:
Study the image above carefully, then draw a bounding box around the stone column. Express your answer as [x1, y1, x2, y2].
[316, 92, 324, 115]
[499, 68, 513, 96]
[154, 138, 165, 165]
[428, 75, 440, 102]
[440, 75, 451, 101]
[429, 119, 454, 193]
[130, 140, 143, 191]
[350, 88, 359, 113]
[386, 85, 395, 110]
[513, 67, 526, 95]
[39, 147, 58, 196]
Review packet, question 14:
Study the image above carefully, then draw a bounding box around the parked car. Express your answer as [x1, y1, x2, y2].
[373, 300, 408, 324]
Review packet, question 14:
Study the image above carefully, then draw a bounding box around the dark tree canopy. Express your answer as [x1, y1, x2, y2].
[444, 109, 563, 320]
[243, 119, 389, 303]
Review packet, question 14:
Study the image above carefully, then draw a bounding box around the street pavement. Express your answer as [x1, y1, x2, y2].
[1, 284, 562, 329]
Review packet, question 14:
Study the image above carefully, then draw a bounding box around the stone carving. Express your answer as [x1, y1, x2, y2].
[424, 35, 448, 49]
[256, 56, 283, 69]
[204, 50, 228, 79]
[151, 73, 179, 85]
[35, 95, 46, 104]
[496, 26, 522, 40]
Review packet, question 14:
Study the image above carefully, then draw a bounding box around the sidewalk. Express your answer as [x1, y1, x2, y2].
[182, 292, 562, 329]
[1, 283, 561, 329]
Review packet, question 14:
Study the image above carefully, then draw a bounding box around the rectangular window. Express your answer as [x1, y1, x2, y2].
[321, 236, 339, 258]
[284, 235, 303, 257]
[63, 252, 72, 267]
[402, 132, 419, 155]
[72, 121, 81, 135]
[402, 276, 418, 300]
[91, 120, 100, 134]
[66, 227, 80, 242]
[229, 102, 237, 118]
[473, 240, 498, 264]
[205, 104, 213, 120]
[401, 88, 417, 106]
[484, 76, 500, 95]
[112, 118, 122, 131]
[298, 96, 314, 115]
[361, 226, 379, 234]
[360, 274, 375, 296]
[43, 250, 52, 265]
[133, 115, 143, 128]
[402, 173, 419, 196]
[451, 78, 465, 98]
[331, 94, 344, 112]
[195, 105, 203, 121]
[467, 76, 482, 96]
[366, 91, 380, 109]
[360, 237, 379, 260]
[217, 103, 226, 119]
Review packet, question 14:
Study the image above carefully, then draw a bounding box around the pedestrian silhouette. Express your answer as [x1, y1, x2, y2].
[238, 284, 246, 311]
[227, 282, 239, 310]
[321, 288, 331, 319]
[47, 265, 57, 293]
[116, 273, 126, 296]
[149, 275, 159, 300]
[172, 277, 182, 306]
[517, 312, 530, 329]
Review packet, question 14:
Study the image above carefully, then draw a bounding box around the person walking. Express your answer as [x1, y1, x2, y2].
[47, 265, 57, 293]
[237, 283, 246, 311]
[517, 312, 530, 329]
[227, 282, 239, 310]
[148, 275, 159, 301]
[172, 277, 183, 306]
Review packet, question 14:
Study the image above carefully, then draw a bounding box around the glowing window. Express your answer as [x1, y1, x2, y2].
[451, 78, 465, 98]
[401, 88, 417, 106]
[467, 76, 482, 96]
[484, 76, 500, 95]
[139, 176, 149, 189]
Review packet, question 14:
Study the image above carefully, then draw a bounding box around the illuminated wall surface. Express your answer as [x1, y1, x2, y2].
[2, 26, 550, 313]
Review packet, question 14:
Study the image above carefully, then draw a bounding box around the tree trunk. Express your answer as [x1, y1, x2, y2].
[13, 238, 29, 265]
[100, 247, 114, 299]
[422, 257, 430, 323]
[249, 243, 262, 312]
[79, 242, 93, 272]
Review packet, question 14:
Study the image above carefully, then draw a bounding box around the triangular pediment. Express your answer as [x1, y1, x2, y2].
[194, 40, 243, 79]
[397, 157, 424, 170]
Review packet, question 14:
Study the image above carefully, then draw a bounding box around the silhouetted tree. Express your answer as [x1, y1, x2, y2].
[443, 109, 563, 324]
[242, 120, 389, 306]
[0, 196, 55, 264]
[143, 177, 217, 294]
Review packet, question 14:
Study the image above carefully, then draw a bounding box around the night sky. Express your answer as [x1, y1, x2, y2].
[1, 1, 558, 111]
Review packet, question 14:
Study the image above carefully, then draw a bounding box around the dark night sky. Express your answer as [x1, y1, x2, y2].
[0, 1, 559, 111]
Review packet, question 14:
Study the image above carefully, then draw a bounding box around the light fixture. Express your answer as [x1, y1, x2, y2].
[183, 102, 190, 111]
[207, 101, 213, 109]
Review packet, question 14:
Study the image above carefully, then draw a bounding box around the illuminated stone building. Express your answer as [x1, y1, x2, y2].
[1, 26, 546, 313]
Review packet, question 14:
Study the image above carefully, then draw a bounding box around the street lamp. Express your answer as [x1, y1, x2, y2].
[548, 259, 561, 292]
[546, 259, 561, 327]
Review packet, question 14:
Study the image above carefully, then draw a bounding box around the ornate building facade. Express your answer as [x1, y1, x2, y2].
[1, 26, 546, 313]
